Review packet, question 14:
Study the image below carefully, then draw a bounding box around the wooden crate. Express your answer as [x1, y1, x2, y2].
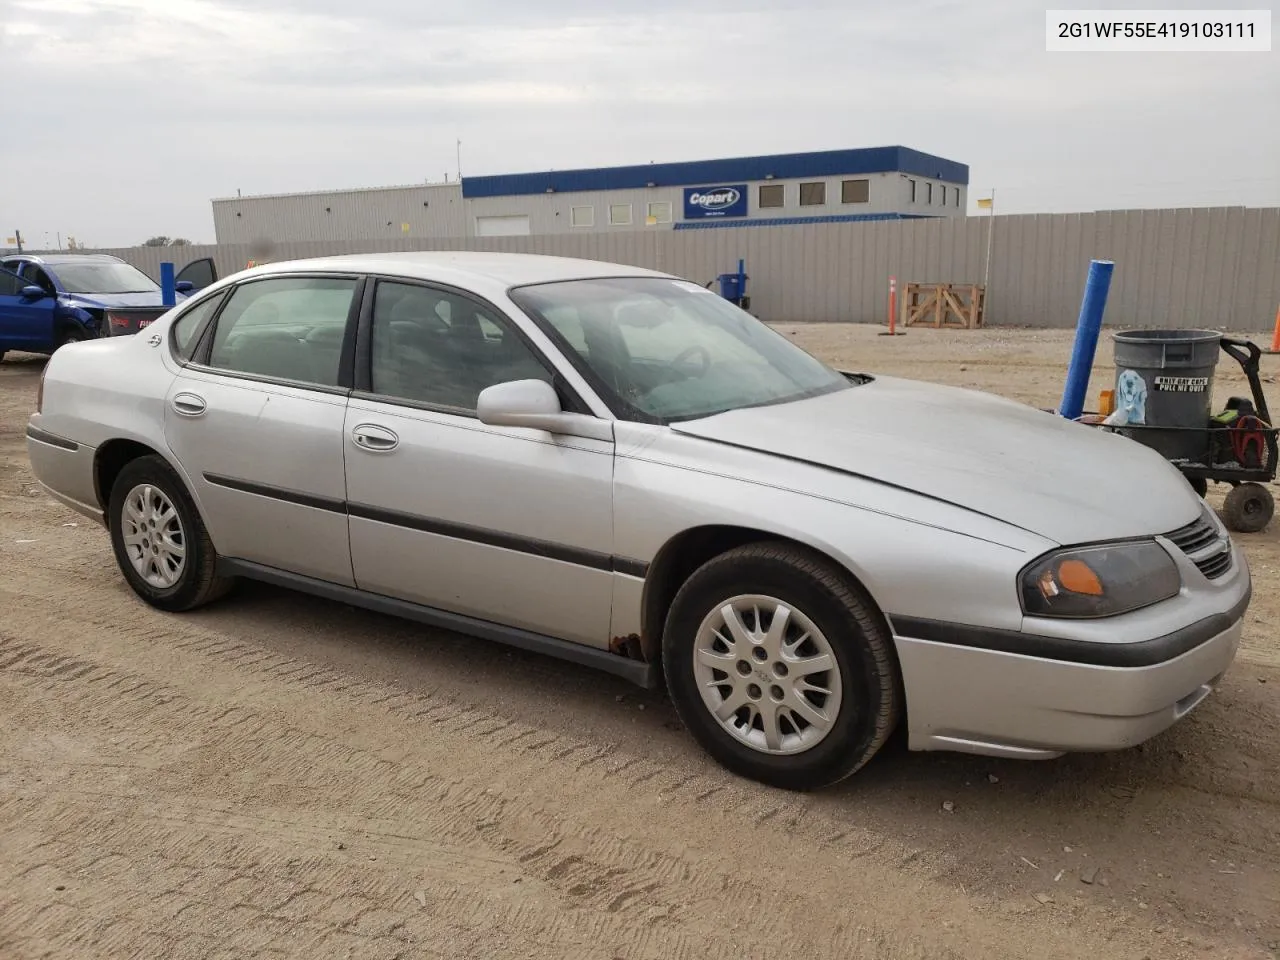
[902, 282, 986, 329]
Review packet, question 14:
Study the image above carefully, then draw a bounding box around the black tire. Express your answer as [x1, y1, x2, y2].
[107, 454, 233, 611]
[1221, 482, 1274, 534]
[55, 325, 91, 349]
[1188, 476, 1208, 498]
[0, 350, 6, 363]
[662, 541, 901, 791]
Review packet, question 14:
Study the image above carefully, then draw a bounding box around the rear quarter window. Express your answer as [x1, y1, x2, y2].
[170, 293, 227, 361]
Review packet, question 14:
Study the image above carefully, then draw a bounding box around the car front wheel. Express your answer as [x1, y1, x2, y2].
[108, 454, 232, 611]
[663, 542, 901, 791]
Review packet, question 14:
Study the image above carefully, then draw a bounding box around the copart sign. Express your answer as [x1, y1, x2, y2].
[683, 184, 748, 219]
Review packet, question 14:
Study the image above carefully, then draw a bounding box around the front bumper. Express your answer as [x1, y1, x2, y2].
[893, 550, 1250, 760]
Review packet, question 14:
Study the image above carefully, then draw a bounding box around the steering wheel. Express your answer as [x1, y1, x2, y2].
[670, 344, 711, 379]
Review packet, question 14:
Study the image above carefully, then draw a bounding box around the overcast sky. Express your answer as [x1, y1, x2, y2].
[1, 0, 1276, 247]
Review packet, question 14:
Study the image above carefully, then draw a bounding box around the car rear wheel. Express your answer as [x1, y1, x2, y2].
[662, 542, 901, 790]
[108, 454, 232, 611]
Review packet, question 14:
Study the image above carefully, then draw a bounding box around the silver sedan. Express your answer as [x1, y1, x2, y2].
[26, 252, 1250, 790]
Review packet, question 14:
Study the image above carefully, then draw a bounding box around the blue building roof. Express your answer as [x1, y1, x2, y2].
[461, 146, 969, 198]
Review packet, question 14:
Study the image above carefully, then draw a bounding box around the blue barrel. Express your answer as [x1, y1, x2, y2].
[716, 273, 742, 301]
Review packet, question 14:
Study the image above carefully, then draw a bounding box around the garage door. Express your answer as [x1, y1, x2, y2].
[475, 215, 532, 237]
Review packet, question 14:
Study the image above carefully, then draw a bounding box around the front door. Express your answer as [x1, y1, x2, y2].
[163, 273, 361, 585]
[0, 267, 55, 352]
[343, 279, 615, 647]
[175, 257, 218, 293]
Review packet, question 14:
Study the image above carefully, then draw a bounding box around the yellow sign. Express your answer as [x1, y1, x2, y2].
[976, 197, 993, 209]
[645, 215, 658, 226]
[401, 222, 411, 233]
[4, 237, 15, 245]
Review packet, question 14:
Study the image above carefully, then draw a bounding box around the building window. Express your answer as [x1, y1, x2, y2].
[571, 205, 594, 228]
[646, 201, 672, 223]
[609, 203, 632, 226]
[799, 182, 826, 206]
[940, 186, 948, 206]
[841, 179, 869, 204]
[909, 179, 917, 203]
[758, 184, 784, 208]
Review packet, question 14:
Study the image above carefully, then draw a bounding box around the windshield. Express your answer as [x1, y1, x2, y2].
[52, 262, 159, 295]
[510, 277, 852, 423]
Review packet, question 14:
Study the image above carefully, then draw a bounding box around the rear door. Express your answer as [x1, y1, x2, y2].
[0, 267, 55, 352]
[163, 273, 362, 585]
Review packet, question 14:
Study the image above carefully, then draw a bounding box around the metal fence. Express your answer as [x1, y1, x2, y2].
[75, 205, 1280, 330]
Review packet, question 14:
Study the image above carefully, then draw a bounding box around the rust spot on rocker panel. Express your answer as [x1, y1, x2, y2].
[609, 633, 645, 661]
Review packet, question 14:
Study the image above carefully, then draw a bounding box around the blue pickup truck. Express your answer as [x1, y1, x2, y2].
[0, 253, 216, 361]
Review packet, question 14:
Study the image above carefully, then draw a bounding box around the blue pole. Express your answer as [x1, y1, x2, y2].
[160, 261, 176, 306]
[1059, 259, 1115, 420]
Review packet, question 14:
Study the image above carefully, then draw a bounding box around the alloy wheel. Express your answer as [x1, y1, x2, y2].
[121, 483, 187, 589]
[692, 594, 843, 755]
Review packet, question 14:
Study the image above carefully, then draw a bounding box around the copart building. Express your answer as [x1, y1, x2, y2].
[211, 145, 968, 244]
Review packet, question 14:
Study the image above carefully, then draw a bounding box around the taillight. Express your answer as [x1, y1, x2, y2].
[105, 310, 160, 334]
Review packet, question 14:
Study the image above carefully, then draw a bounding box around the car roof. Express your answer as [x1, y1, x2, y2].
[7, 254, 125, 265]
[241, 251, 674, 288]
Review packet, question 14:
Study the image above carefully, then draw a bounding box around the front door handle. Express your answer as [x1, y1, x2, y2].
[172, 392, 207, 417]
[351, 423, 399, 453]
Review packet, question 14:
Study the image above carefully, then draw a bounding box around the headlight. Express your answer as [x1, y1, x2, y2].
[1020, 541, 1181, 619]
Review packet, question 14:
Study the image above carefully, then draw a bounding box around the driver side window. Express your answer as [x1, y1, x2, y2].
[368, 281, 553, 411]
[23, 265, 56, 295]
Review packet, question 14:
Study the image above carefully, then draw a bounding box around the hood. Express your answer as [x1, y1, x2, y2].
[670, 375, 1203, 545]
[61, 290, 184, 310]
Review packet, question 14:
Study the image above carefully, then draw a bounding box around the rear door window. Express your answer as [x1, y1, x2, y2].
[204, 276, 359, 387]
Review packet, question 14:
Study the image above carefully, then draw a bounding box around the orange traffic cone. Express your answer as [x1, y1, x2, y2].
[1270, 303, 1280, 354]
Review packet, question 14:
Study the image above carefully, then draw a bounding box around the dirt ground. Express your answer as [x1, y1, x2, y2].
[1, 325, 1277, 960]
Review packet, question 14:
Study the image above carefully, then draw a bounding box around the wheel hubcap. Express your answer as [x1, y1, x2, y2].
[693, 594, 843, 755]
[121, 484, 186, 589]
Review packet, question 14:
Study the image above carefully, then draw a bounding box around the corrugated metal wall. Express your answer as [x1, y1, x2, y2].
[211, 183, 467, 244]
[85, 206, 1280, 330]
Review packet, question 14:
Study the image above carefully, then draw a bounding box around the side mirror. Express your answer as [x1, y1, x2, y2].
[20, 285, 47, 299]
[477, 379, 612, 441]
[175, 280, 195, 293]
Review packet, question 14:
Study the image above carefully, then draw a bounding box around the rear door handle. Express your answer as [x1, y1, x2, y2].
[172, 392, 207, 417]
[351, 423, 399, 453]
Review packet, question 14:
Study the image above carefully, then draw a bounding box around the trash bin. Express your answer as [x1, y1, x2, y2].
[716, 273, 742, 302]
[1111, 328, 1222, 462]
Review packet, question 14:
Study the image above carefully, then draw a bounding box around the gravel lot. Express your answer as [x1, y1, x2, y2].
[1, 324, 1277, 959]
